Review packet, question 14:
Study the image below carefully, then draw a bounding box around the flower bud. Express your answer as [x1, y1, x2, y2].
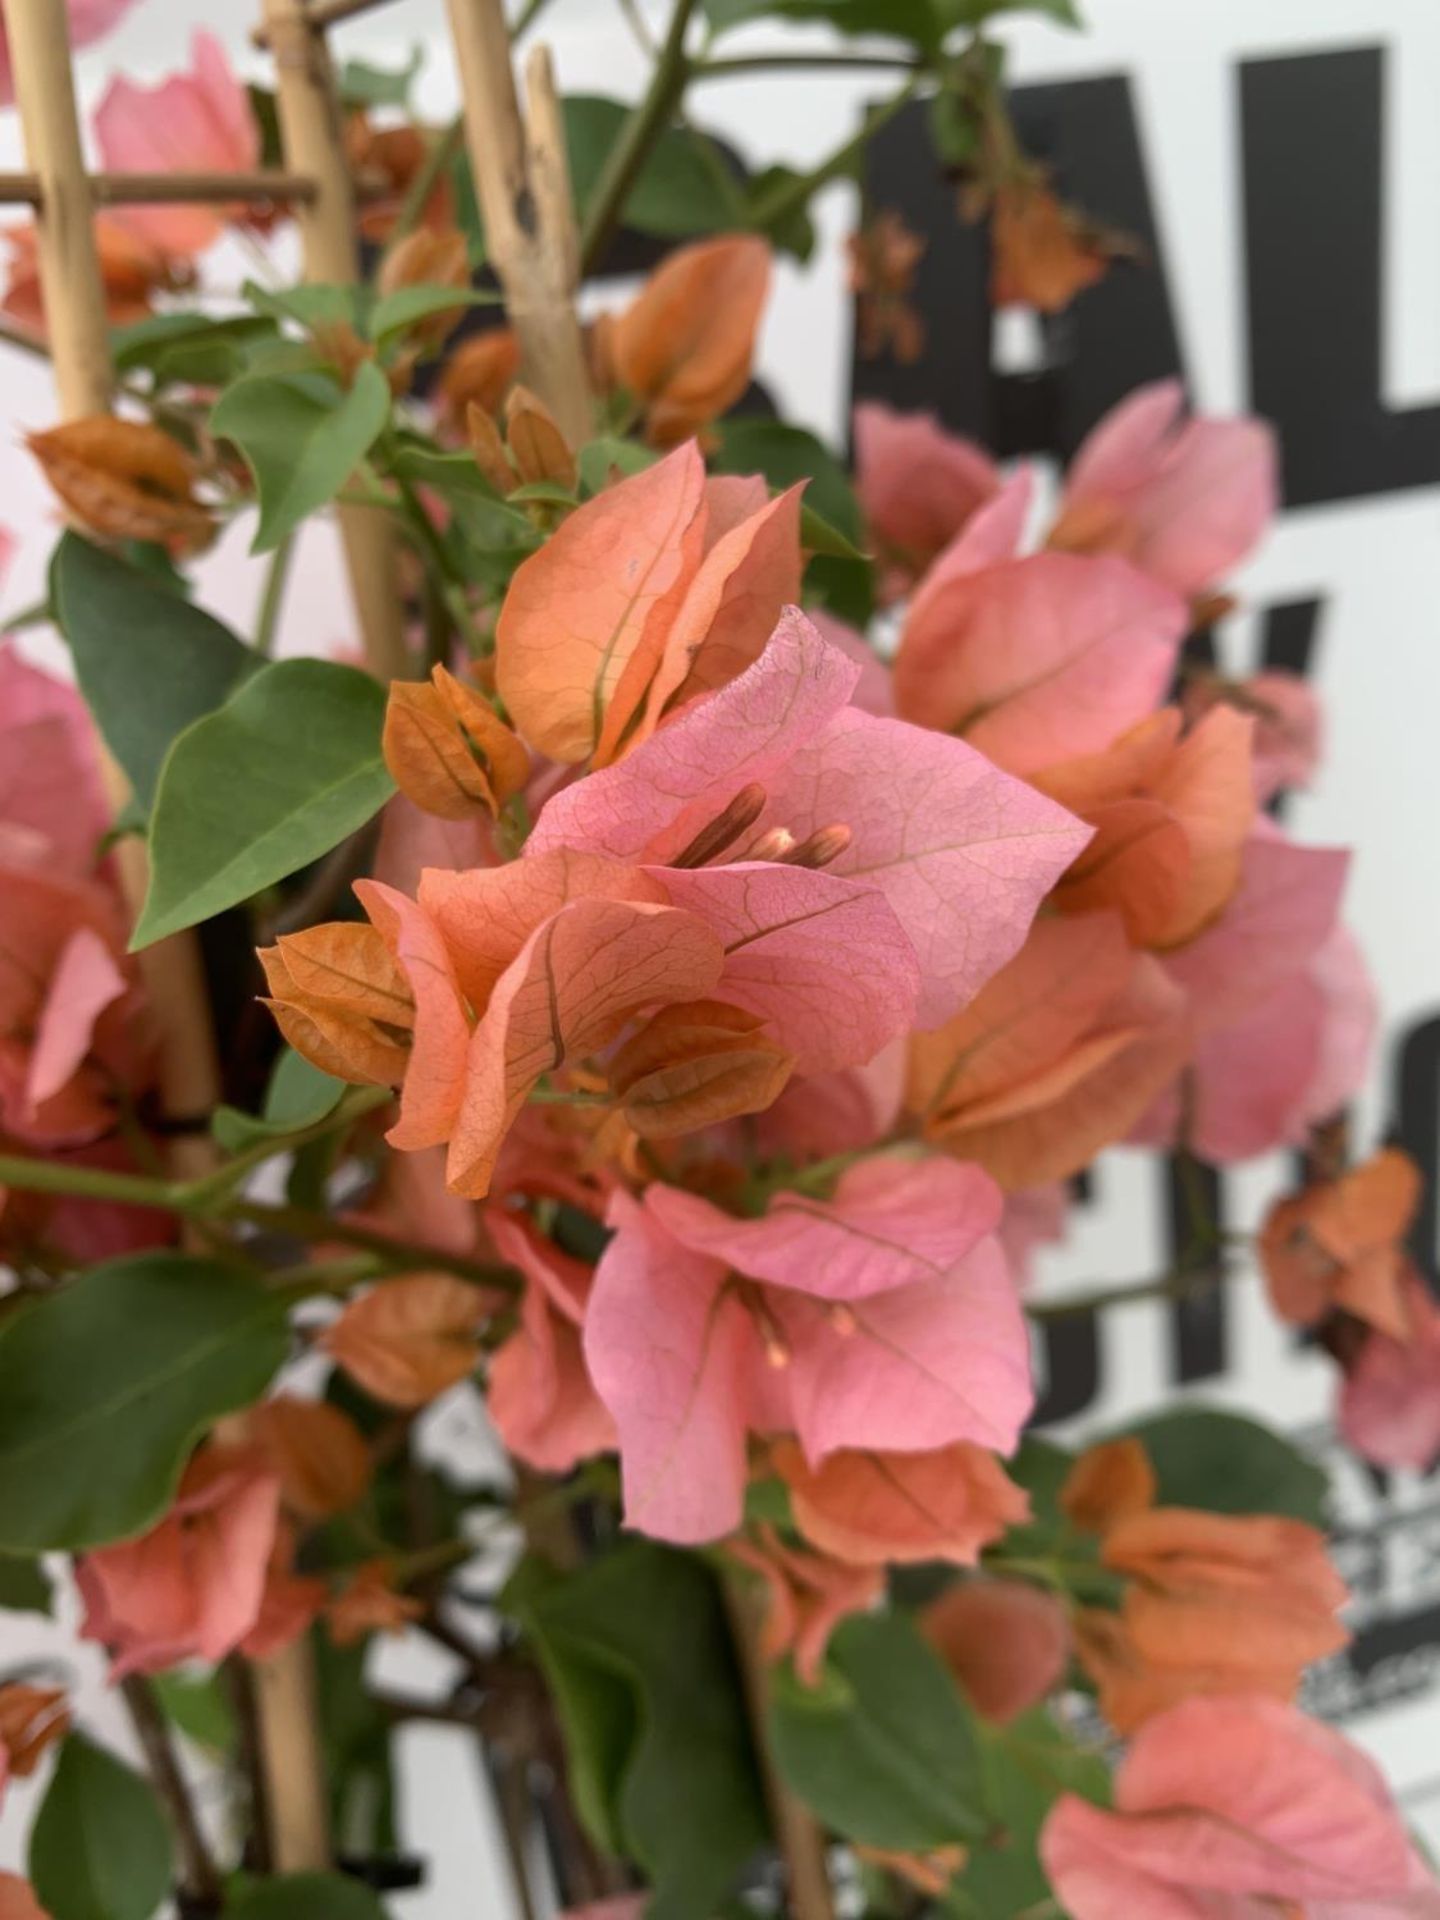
[382, 663, 530, 820]
[505, 384, 577, 490]
[466, 400, 516, 495]
[609, 998, 794, 1138]
[258, 923, 414, 1086]
[437, 328, 520, 427]
[27, 416, 213, 552]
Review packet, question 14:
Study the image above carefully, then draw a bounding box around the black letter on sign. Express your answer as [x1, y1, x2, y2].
[1394, 1013, 1440, 1287]
[1241, 46, 1440, 506]
[1030, 1311, 1102, 1428]
[1163, 1155, 1229, 1384]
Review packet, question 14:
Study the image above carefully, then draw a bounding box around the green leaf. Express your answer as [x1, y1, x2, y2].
[50, 533, 254, 809]
[29, 1736, 173, 1920]
[0, 1552, 51, 1613]
[1000, 1435, 1075, 1556]
[947, 1708, 1109, 1917]
[799, 502, 864, 561]
[0, 1253, 288, 1553]
[929, 88, 984, 168]
[369, 283, 497, 351]
[244, 281, 366, 334]
[1108, 1405, 1330, 1525]
[212, 361, 390, 553]
[981, 1437, 1120, 1606]
[714, 418, 860, 542]
[134, 658, 393, 948]
[743, 166, 818, 262]
[387, 445, 533, 534]
[112, 312, 279, 388]
[385, 446, 541, 587]
[226, 1873, 388, 1920]
[387, 442, 502, 502]
[338, 45, 423, 108]
[510, 1543, 766, 1920]
[769, 1611, 987, 1851]
[938, 0, 1080, 26]
[703, 0, 943, 49]
[506, 479, 578, 508]
[577, 437, 657, 497]
[564, 96, 744, 242]
[742, 1476, 794, 1528]
[149, 1670, 237, 1754]
[712, 417, 873, 624]
[212, 1047, 346, 1154]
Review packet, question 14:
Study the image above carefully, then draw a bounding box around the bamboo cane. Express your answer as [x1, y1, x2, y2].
[3, 0, 225, 1189]
[444, 0, 593, 446]
[2, 0, 110, 419]
[0, 168, 323, 207]
[4, 0, 335, 1877]
[261, 0, 411, 683]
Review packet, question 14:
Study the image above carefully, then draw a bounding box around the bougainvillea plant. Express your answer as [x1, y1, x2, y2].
[0, 1, 1436, 1917]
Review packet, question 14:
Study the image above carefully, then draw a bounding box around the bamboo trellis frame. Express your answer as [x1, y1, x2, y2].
[0, 0, 834, 1907]
[0, 0, 589, 1880]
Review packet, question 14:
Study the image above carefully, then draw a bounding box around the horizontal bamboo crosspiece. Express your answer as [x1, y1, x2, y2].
[0, 167, 326, 207]
[252, 0, 405, 46]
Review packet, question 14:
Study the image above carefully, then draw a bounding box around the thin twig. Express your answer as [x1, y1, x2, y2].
[267, 817, 380, 935]
[748, 76, 924, 231]
[236, 1198, 520, 1294]
[0, 1139, 522, 1292]
[1026, 1254, 1239, 1322]
[224, 1658, 273, 1874]
[120, 1674, 224, 1911]
[578, 0, 701, 274]
[694, 51, 923, 79]
[509, 0, 556, 35]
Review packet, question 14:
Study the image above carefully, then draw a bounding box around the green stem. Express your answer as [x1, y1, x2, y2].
[390, 467, 482, 651]
[179, 1087, 393, 1209]
[0, 1152, 177, 1211]
[393, 1537, 473, 1584]
[0, 1086, 377, 1219]
[748, 75, 924, 231]
[267, 1253, 382, 1294]
[252, 534, 294, 658]
[1174, 1143, 1222, 1254]
[510, 0, 557, 35]
[579, 0, 703, 275]
[0, 597, 51, 632]
[616, 0, 657, 56]
[681, 106, 747, 222]
[0, 1101, 525, 1293]
[1026, 1255, 1237, 1323]
[231, 1198, 518, 1294]
[694, 52, 922, 79]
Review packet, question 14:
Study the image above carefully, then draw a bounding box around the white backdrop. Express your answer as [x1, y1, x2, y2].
[1, 0, 1438, 1906]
